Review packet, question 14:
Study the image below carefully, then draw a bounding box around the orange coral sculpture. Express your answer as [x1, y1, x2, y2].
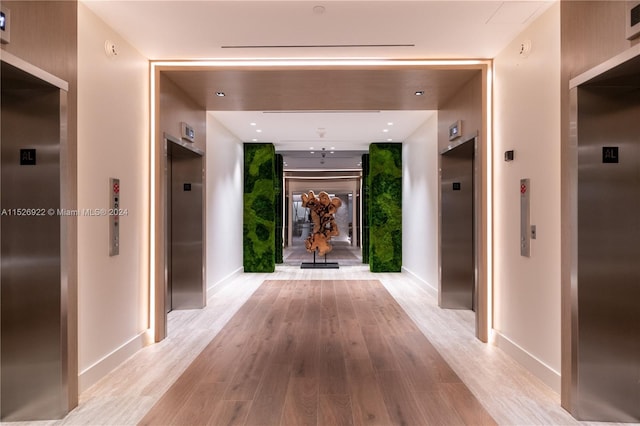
[300, 190, 342, 256]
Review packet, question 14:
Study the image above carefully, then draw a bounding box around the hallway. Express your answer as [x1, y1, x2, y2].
[14, 266, 606, 426]
[140, 279, 494, 425]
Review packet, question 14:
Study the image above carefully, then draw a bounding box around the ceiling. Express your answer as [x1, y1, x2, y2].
[83, 0, 554, 168]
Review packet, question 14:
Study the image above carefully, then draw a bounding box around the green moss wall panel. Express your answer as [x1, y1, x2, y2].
[369, 143, 402, 272]
[243, 144, 276, 272]
[361, 153, 370, 264]
[275, 154, 284, 264]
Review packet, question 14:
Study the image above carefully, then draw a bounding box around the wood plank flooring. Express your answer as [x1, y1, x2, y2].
[139, 280, 496, 426]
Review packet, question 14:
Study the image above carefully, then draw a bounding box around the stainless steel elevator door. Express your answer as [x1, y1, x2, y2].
[576, 84, 640, 422]
[1, 62, 66, 420]
[440, 139, 475, 310]
[167, 140, 204, 311]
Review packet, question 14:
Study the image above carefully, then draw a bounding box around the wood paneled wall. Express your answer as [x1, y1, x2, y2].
[154, 72, 207, 341]
[1, 0, 78, 411]
[560, 0, 639, 413]
[160, 74, 207, 152]
[437, 73, 482, 153]
[436, 70, 489, 343]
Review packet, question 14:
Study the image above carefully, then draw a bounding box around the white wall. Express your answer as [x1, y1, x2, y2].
[402, 112, 439, 294]
[206, 114, 244, 288]
[492, 2, 561, 391]
[77, 4, 150, 392]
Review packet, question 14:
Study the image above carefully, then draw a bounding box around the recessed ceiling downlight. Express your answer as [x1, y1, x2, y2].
[415, 90, 425, 96]
[215, 91, 225, 97]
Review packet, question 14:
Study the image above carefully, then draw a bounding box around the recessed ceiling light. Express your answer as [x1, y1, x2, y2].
[252, 138, 258, 142]
[256, 129, 262, 133]
[215, 91, 225, 97]
[383, 129, 389, 133]
[387, 122, 394, 126]
[330, 151, 335, 154]
[330, 146, 335, 150]
[250, 122, 257, 126]
[387, 138, 393, 142]
[415, 90, 425, 96]
[309, 147, 314, 150]
[310, 151, 315, 154]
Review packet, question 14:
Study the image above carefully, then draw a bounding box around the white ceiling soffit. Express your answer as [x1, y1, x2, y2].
[82, 1, 554, 60]
[209, 110, 434, 151]
[82, 0, 553, 168]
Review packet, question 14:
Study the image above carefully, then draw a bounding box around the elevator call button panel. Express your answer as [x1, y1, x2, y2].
[109, 178, 120, 256]
[520, 178, 531, 257]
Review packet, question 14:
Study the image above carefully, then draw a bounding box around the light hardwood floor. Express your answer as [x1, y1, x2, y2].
[139, 279, 495, 425]
[3, 266, 631, 425]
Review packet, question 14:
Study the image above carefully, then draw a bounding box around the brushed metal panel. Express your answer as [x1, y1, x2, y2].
[167, 141, 204, 310]
[440, 139, 475, 310]
[520, 178, 531, 257]
[1, 62, 66, 420]
[576, 83, 640, 422]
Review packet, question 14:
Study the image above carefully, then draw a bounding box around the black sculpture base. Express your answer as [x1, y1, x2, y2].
[301, 261, 339, 269]
[300, 251, 340, 269]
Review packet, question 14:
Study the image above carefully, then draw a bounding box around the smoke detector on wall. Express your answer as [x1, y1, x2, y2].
[104, 40, 118, 58]
[518, 40, 532, 58]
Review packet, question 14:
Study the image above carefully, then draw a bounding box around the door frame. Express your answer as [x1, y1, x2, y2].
[563, 44, 640, 417]
[155, 133, 204, 339]
[151, 60, 491, 343]
[439, 136, 477, 312]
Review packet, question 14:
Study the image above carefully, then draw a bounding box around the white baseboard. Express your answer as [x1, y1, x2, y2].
[207, 266, 243, 294]
[492, 331, 561, 393]
[401, 266, 438, 298]
[79, 331, 151, 393]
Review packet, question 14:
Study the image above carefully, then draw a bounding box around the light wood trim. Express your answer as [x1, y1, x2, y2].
[152, 60, 492, 344]
[436, 63, 490, 343]
[477, 63, 490, 343]
[153, 66, 166, 342]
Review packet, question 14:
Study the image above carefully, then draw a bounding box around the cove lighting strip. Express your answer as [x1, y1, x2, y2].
[149, 66, 156, 337]
[149, 58, 492, 340]
[151, 59, 486, 68]
[486, 64, 494, 342]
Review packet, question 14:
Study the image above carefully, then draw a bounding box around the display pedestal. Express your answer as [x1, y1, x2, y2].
[301, 251, 339, 269]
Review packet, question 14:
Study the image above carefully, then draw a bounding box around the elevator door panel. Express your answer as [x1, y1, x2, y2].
[168, 142, 204, 310]
[577, 85, 640, 422]
[440, 140, 475, 310]
[1, 63, 65, 420]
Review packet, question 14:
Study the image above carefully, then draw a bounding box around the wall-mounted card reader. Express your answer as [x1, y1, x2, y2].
[109, 178, 120, 256]
[181, 122, 195, 143]
[520, 178, 530, 257]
